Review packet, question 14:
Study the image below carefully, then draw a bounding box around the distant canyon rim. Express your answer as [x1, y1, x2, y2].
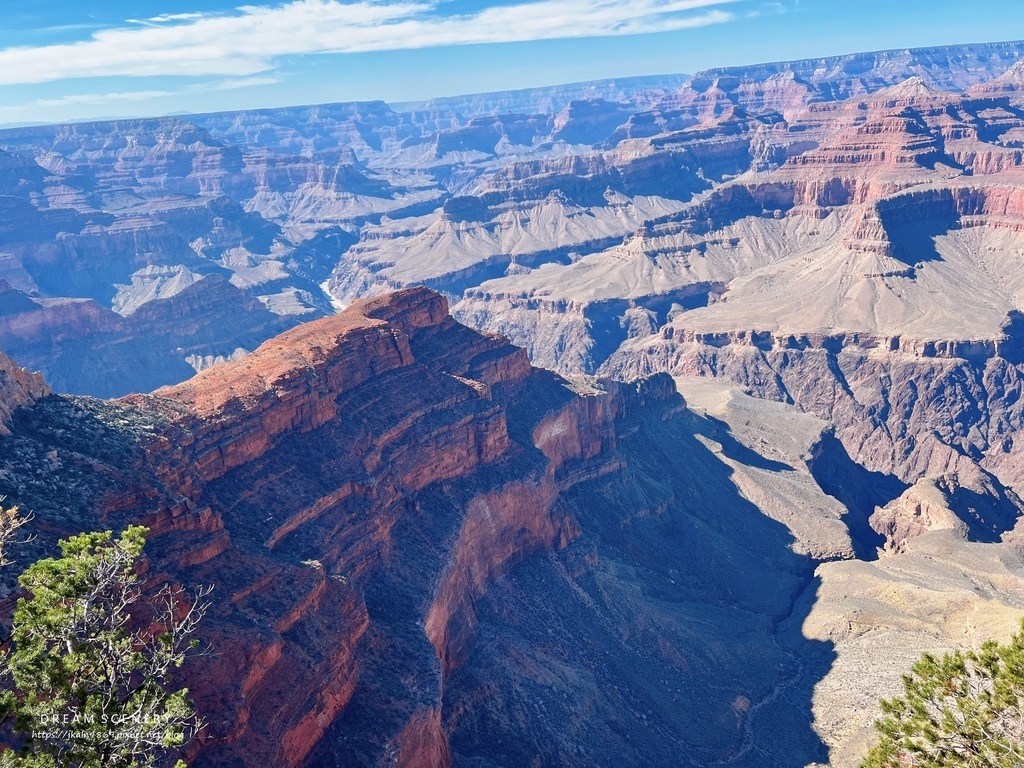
[1, 40, 1024, 767]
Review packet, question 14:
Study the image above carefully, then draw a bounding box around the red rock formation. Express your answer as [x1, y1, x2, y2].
[968, 59, 1024, 97]
[22, 287, 671, 767]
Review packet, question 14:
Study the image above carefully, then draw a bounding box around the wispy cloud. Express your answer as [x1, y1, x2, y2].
[149, 12, 210, 22]
[0, 0, 740, 85]
[37, 22, 108, 34]
[0, 77, 282, 119]
[126, 12, 216, 26]
[199, 76, 283, 90]
[0, 90, 175, 121]
[27, 90, 175, 108]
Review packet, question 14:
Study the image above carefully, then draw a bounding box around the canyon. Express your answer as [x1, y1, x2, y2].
[2, 38, 1024, 767]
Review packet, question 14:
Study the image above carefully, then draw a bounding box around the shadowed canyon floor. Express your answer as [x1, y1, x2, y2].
[675, 378, 1024, 766]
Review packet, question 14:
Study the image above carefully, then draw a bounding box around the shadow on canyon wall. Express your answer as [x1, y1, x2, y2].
[0, 375, 842, 767]
[313, 384, 836, 767]
[808, 432, 904, 560]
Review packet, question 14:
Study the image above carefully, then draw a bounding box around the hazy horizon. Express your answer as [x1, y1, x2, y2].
[4, 0, 1024, 125]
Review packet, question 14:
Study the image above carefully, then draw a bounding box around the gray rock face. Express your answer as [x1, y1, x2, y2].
[673, 377, 1024, 768]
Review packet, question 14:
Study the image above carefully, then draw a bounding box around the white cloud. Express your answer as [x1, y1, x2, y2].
[149, 12, 210, 22]
[198, 76, 283, 90]
[0, 0, 739, 85]
[125, 12, 220, 26]
[24, 90, 175, 108]
[0, 90, 176, 120]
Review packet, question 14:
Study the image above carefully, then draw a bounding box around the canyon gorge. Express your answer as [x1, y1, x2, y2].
[2, 38, 1024, 767]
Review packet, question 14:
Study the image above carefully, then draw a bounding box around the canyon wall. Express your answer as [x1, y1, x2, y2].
[3, 41, 1024, 396]
[0, 289, 847, 767]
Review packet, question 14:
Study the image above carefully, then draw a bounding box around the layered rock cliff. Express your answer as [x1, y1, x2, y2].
[443, 70, 1024, 555]
[392, 74, 691, 118]
[0, 288, 854, 767]
[4, 41, 1024, 396]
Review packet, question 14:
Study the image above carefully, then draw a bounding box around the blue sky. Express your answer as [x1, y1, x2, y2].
[1, 0, 1023, 124]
